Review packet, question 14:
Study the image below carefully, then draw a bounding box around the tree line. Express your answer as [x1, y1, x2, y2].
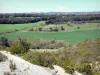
[0, 13, 100, 24]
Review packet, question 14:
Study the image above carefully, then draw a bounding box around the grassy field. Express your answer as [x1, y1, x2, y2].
[0, 22, 99, 33]
[0, 21, 44, 33]
[0, 28, 100, 43]
[46, 23, 100, 31]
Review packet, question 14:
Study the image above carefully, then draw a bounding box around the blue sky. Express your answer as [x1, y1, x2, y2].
[0, 0, 100, 13]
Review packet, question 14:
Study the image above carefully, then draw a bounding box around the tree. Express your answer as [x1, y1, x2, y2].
[61, 26, 65, 31]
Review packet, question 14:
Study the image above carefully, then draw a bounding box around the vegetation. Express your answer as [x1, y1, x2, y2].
[23, 38, 100, 75]
[0, 13, 100, 24]
[0, 52, 7, 62]
[1, 28, 100, 43]
[0, 37, 9, 47]
[9, 60, 16, 72]
[10, 38, 30, 54]
[27, 22, 100, 32]
[0, 21, 44, 33]
[0, 13, 100, 75]
[77, 26, 80, 29]
[30, 39, 66, 49]
[23, 51, 56, 68]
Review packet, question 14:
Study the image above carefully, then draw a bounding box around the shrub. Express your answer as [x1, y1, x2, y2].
[49, 27, 53, 32]
[0, 52, 7, 62]
[33, 27, 37, 31]
[77, 26, 80, 29]
[10, 38, 30, 54]
[76, 62, 93, 75]
[23, 38, 100, 74]
[23, 51, 56, 68]
[0, 37, 9, 47]
[38, 27, 42, 31]
[9, 60, 16, 72]
[61, 26, 65, 31]
[30, 39, 66, 49]
[68, 24, 72, 26]
[53, 27, 59, 32]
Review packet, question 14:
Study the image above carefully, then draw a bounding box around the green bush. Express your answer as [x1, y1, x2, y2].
[10, 38, 30, 54]
[76, 62, 93, 75]
[30, 39, 66, 49]
[38, 27, 42, 31]
[23, 51, 56, 68]
[61, 26, 65, 31]
[77, 26, 80, 29]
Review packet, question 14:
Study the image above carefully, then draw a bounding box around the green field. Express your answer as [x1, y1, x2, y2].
[0, 21, 44, 33]
[0, 22, 99, 33]
[46, 23, 100, 31]
[0, 28, 100, 43]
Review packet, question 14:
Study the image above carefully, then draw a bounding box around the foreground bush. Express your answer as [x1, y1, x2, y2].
[76, 62, 93, 75]
[0, 52, 7, 62]
[10, 38, 30, 54]
[23, 51, 56, 68]
[23, 38, 100, 75]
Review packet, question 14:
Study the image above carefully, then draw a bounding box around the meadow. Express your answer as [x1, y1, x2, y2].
[46, 23, 100, 31]
[0, 21, 44, 33]
[0, 28, 100, 43]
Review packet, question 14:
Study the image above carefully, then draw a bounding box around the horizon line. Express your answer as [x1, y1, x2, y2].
[0, 11, 100, 14]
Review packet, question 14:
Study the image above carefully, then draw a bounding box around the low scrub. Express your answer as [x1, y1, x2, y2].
[23, 38, 100, 75]
[30, 39, 66, 49]
[9, 60, 16, 72]
[23, 51, 56, 68]
[29, 25, 65, 32]
[10, 38, 30, 54]
[0, 37, 9, 47]
[0, 52, 7, 62]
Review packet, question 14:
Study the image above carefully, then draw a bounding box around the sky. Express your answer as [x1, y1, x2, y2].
[0, 0, 100, 13]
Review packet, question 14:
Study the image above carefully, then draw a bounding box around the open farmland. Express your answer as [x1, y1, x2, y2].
[44, 23, 100, 31]
[0, 21, 44, 33]
[0, 28, 100, 43]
